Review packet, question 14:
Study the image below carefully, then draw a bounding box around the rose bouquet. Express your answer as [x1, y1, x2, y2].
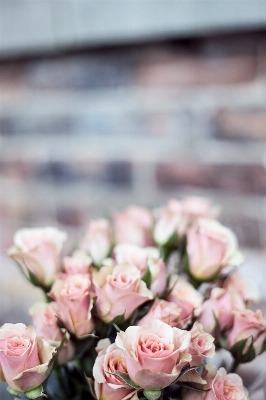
[1, 197, 266, 400]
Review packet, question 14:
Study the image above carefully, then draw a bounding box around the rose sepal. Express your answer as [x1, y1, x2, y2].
[229, 336, 256, 363]
[143, 389, 162, 400]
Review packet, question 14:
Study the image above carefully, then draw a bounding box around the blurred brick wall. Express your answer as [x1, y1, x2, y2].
[0, 30, 266, 400]
[0, 31, 266, 254]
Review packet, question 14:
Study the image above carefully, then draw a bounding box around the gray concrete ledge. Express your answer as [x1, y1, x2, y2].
[1, 0, 266, 58]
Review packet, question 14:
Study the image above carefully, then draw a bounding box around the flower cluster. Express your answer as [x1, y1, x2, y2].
[1, 196, 265, 400]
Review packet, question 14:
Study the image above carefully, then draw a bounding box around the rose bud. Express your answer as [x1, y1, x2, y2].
[29, 302, 74, 364]
[113, 205, 153, 247]
[113, 244, 160, 276]
[0, 323, 56, 395]
[80, 219, 112, 266]
[167, 275, 203, 327]
[227, 309, 266, 356]
[63, 250, 92, 275]
[153, 199, 186, 245]
[93, 338, 138, 400]
[115, 319, 192, 390]
[223, 271, 260, 304]
[199, 287, 245, 335]
[8, 227, 67, 288]
[48, 273, 94, 338]
[137, 299, 184, 328]
[187, 322, 215, 366]
[187, 218, 244, 281]
[93, 263, 153, 323]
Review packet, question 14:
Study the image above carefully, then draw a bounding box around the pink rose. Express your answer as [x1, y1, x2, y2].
[29, 302, 74, 364]
[8, 227, 67, 287]
[199, 287, 245, 335]
[227, 309, 266, 356]
[167, 275, 203, 327]
[182, 364, 217, 400]
[115, 319, 191, 390]
[187, 218, 244, 281]
[114, 245, 167, 296]
[181, 196, 219, 224]
[80, 219, 112, 266]
[113, 206, 153, 247]
[223, 272, 260, 304]
[137, 299, 184, 328]
[148, 257, 167, 296]
[187, 322, 215, 366]
[153, 200, 186, 245]
[113, 244, 160, 275]
[210, 368, 249, 400]
[48, 273, 94, 337]
[0, 323, 56, 394]
[93, 338, 138, 400]
[63, 250, 92, 275]
[183, 366, 249, 400]
[93, 263, 153, 323]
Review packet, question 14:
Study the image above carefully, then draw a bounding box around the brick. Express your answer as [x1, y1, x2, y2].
[137, 54, 257, 87]
[214, 109, 266, 140]
[157, 162, 266, 194]
[102, 161, 132, 186]
[25, 55, 132, 90]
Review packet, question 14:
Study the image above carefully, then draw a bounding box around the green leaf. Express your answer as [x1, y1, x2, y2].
[175, 363, 205, 384]
[230, 336, 256, 363]
[86, 377, 97, 400]
[45, 333, 66, 380]
[24, 385, 47, 399]
[213, 313, 226, 348]
[109, 311, 126, 325]
[107, 371, 141, 389]
[113, 323, 121, 332]
[143, 389, 162, 400]
[178, 383, 210, 393]
[260, 337, 266, 355]
[142, 266, 152, 289]
[7, 386, 21, 399]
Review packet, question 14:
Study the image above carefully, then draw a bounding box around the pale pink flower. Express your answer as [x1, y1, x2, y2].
[113, 205, 153, 247]
[48, 273, 94, 337]
[227, 309, 266, 356]
[137, 299, 184, 328]
[29, 302, 74, 364]
[93, 338, 138, 400]
[93, 263, 153, 323]
[181, 196, 220, 225]
[0, 323, 56, 393]
[167, 275, 203, 327]
[153, 200, 186, 245]
[63, 250, 92, 275]
[8, 227, 67, 287]
[113, 244, 165, 295]
[223, 271, 260, 303]
[80, 219, 112, 266]
[115, 319, 192, 390]
[187, 322, 215, 366]
[199, 287, 245, 335]
[113, 244, 159, 275]
[183, 366, 249, 400]
[211, 368, 249, 400]
[187, 218, 244, 281]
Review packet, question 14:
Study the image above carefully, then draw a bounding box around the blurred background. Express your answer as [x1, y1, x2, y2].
[0, 1, 266, 396]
